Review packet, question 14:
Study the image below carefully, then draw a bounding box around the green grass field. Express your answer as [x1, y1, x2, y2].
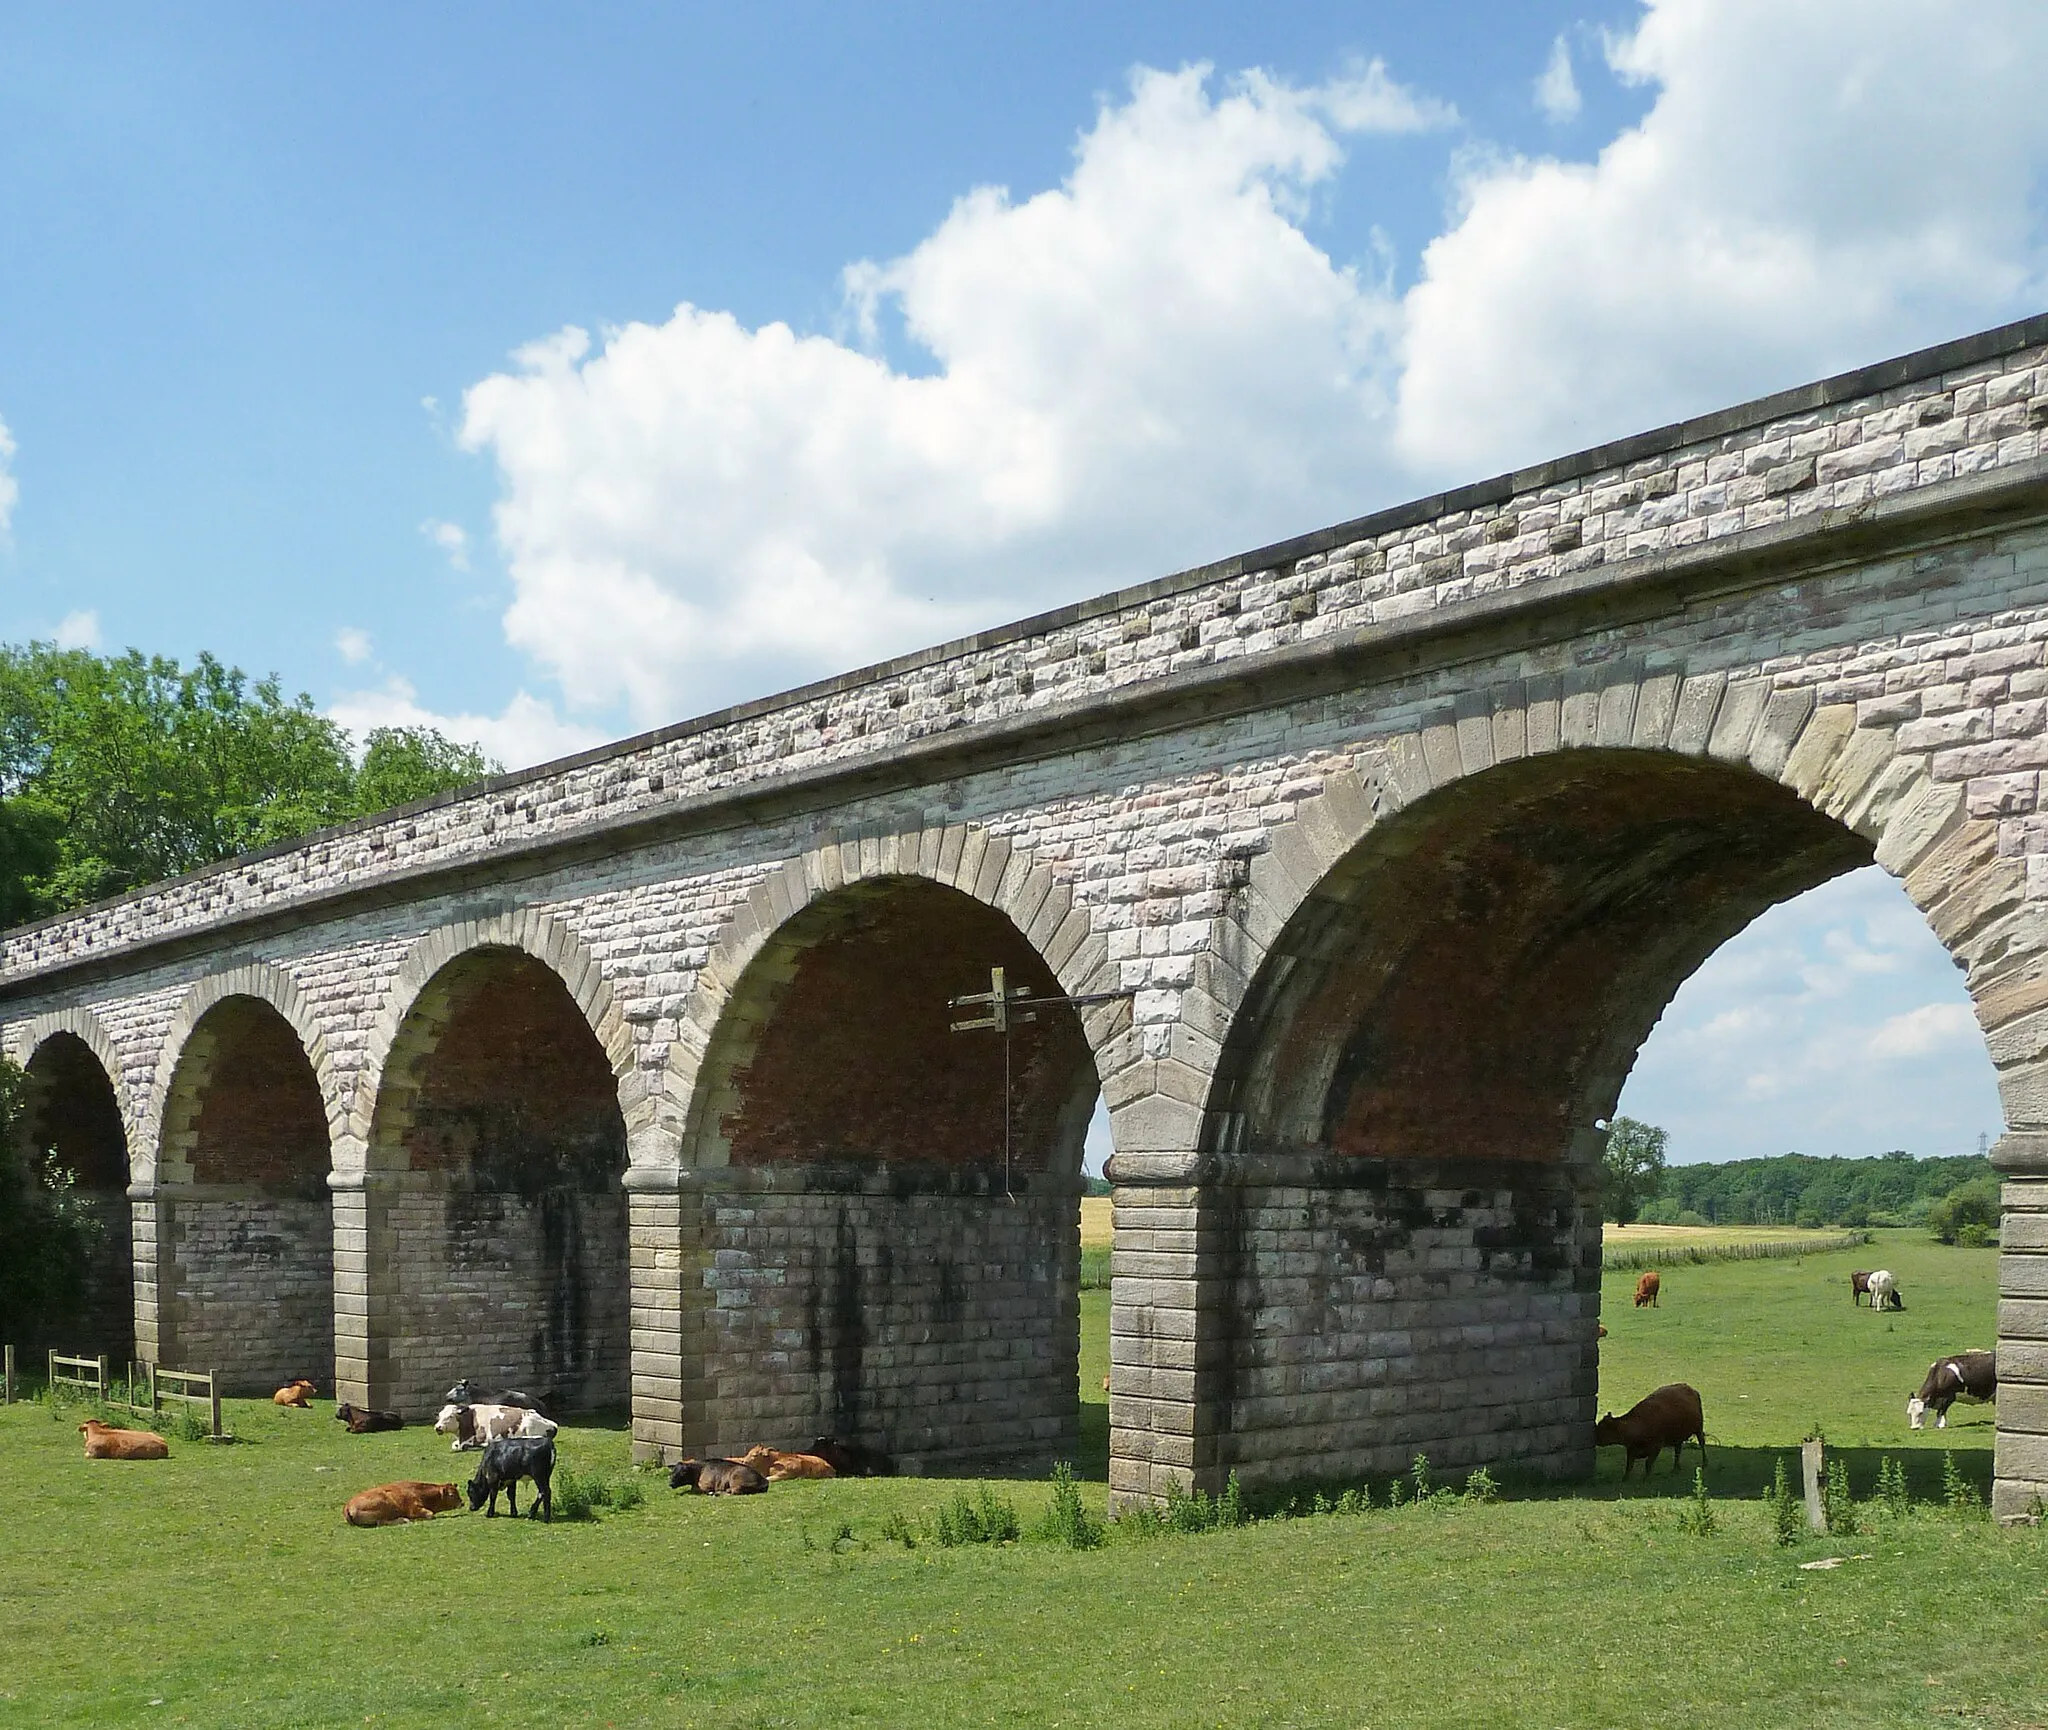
[1, 1231, 2040, 1729]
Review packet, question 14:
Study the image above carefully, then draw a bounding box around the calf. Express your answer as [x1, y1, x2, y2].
[333, 1402, 405, 1434]
[807, 1436, 895, 1478]
[740, 1445, 836, 1481]
[345, 1480, 461, 1527]
[434, 1402, 558, 1451]
[466, 1435, 556, 1521]
[272, 1379, 317, 1408]
[669, 1457, 768, 1495]
[1593, 1383, 1706, 1477]
[78, 1419, 169, 1460]
[1908, 1351, 1997, 1430]
[1633, 1270, 1661, 1309]
[1866, 1269, 1905, 1312]
[1850, 1269, 1875, 1306]
[441, 1380, 553, 1419]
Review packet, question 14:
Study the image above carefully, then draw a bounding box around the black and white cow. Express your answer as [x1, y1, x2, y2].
[1908, 1351, 1997, 1430]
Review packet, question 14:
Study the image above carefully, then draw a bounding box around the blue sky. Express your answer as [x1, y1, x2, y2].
[2, 2, 2038, 1165]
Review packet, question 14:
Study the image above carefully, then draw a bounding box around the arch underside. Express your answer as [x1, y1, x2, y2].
[1192, 750, 1879, 1486]
[364, 946, 630, 1417]
[155, 997, 335, 1394]
[14, 1033, 134, 1363]
[683, 876, 1097, 1470]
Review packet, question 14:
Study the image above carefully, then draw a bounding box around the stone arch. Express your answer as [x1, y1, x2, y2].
[348, 907, 640, 1172]
[5, 1007, 132, 1144]
[663, 823, 1120, 1166]
[1197, 671, 2014, 1155]
[139, 963, 345, 1185]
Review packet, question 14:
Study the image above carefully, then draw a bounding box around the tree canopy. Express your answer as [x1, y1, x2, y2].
[1641, 1148, 1994, 1231]
[1599, 1116, 1668, 1225]
[0, 641, 500, 925]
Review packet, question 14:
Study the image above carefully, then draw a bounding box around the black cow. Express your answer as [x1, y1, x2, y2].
[466, 1435, 556, 1521]
[334, 1402, 405, 1434]
[807, 1436, 895, 1478]
[442, 1380, 555, 1419]
[1908, 1351, 1997, 1430]
[668, 1457, 767, 1495]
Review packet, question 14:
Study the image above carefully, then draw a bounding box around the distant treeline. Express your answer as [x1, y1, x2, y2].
[1642, 1150, 1993, 1232]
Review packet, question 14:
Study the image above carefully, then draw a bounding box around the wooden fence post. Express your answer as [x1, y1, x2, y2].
[3, 1344, 13, 1405]
[209, 1371, 222, 1442]
[96, 1354, 109, 1402]
[1801, 1438, 1827, 1532]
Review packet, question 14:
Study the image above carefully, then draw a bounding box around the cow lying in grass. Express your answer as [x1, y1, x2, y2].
[1908, 1351, 1996, 1429]
[669, 1457, 768, 1495]
[345, 1481, 461, 1526]
[466, 1435, 556, 1521]
[78, 1419, 169, 1460]
[434, 1402, 558, 1451]
[334, 1402, 404, 1434]
[740, 1445, 835, 1480]
[1593, 1383, 1706, 1477]
[807, 1436, 894, 1477]
[272, 1379, 317, 1408]
[441, 1380, 553, 1419]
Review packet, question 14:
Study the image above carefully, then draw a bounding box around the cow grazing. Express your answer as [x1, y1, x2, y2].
[333, 1402, 405, 1434]
[434, 1402, 558, 1451]
[1866, 1269, 1905, 1312]
[740, 1445, 836, 1481]
[345, 1480, 461, 1527]
[1633, 1271, 1661, 1309]
[1908, 1351, 1997, 1430]
[441, 1380, 553, 1419]
[807, 1436, 895, 1478]
[1593, 1383, 1706, 1478]
[466, 1435, 556, 1521]
[78, 1419, 169, 1461]
[1597, 1323, 1609, 1338]
[668, 1457, 768, 1495]
[1850, 1269, 1875, 1306]
[272, 1379, 317, 1408]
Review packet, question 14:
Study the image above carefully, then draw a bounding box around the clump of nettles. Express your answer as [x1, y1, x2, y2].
[1941, 1451, 1983, 1515]
[1676, 1468, 1717, 1537]
[1875, 1455, 1912, 1520]
[932, 1484, 1019, 1547]
[1823, 1457, 1858, 1537]
[1033, 1462, 1104, 1551]
[551, 1463, 646, 1522]
[1770, 1457, 1803, 1547]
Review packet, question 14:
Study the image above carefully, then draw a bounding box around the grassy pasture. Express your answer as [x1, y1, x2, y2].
[1, 1232, 2040, 1729]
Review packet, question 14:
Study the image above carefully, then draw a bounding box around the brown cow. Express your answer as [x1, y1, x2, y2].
[345, 1480, 462, 1526]
[79, 1419, 170, 1460]
[1850, 1270, 1875, 1306]
[1633, 1270, 1661, 1308]
[807, 1436, 895, 1477]
[334, 1402, 405, 1434]
[668, 1457, 768, 1495]
[740, 1445, 835, 1481]
[1594, 1383, 1706, 1477]
[273, 1379, 317, 1407]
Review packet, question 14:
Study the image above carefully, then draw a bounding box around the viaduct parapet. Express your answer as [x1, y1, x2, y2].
[9, 315, 2048, 1516]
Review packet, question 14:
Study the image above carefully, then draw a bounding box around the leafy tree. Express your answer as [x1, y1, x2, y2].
[1652, 1150, 1992, 1227]
[1601, 1116, 1668, 1224]
[0, 794, 61, 926]
[351, 726, 497, 817]
[0, 1052, 103, 1343]
[1926, 1176, 2001, 1245]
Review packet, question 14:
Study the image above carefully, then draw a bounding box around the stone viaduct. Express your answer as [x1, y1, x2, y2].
[7, 316, 2048, 1518]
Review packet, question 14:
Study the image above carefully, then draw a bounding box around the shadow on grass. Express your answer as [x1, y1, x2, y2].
[1577, 1441, 1992, 1503]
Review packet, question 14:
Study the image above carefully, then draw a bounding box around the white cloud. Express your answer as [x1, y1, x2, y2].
[461, 63, 1435, 725]
[334, 626, 373, 665]
[327, 675, 606, 771]
[0, 413, 17, 536]
[52, 609, 100, 650]
[1534, 36, 1581, 123]
[1398, 0, 2048, 476]
[420, 518, 471, 571]
[1867, 1001, 1980, 1061]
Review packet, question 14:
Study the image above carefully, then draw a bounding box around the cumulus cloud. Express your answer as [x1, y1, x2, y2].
[334, 626, 373, 665]
[327, 675, 606, 771]
[448, 2, 2048, 740]
[420, 518, 471, 571]
[1534, 36, 1581, 123]
[1398, 0, 2048, 475]
[1867, 1001, 1980, 1061]
[0, 413, 17, 536]
[461, 63, 1444, 724]
[52, 609, 100, 650]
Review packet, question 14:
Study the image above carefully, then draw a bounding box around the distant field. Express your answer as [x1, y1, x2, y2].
[1605, 1222, 1853, 1247]
[1080, 1193, 1112, 1248]
[0, 1230, 2032, 1728]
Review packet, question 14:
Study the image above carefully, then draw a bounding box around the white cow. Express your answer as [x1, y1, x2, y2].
[1865, 1269, 1903, 1313]
[433, 1402, 559, 1451]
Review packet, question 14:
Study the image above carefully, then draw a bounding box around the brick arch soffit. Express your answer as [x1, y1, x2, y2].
[3, 1006, 136, 1179]
[1195, 674, 2028, 1143]
[346, 908, 641, 1176]
[137, 962, 346, 1187]
[661, 824, 1120, 1170]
